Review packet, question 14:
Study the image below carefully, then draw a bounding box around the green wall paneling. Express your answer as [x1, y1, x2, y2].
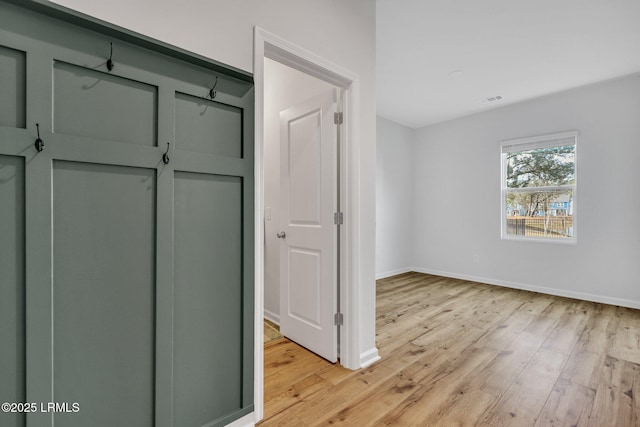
[53, 62, 158, 146]
[0, 45, 26, 128]
[173, 172, 244, 426]
[52, 161, 156, 427]
[0, 1, 254, 426]
[175, 93, 243, 157]
[0, 155, 26, 427]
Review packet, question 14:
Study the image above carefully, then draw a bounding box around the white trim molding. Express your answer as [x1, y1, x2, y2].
[376, 267, 413, 280]
[224, 412, 255, 427]
[253, 25, 364, 423]
[411, 267, 640, 310]
[263, 309, 280, 326]
[359, 347, 381, 368]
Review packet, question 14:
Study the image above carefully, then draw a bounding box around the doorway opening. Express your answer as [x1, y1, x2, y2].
[254, 26, 362, 422]
[263, 57, 341, 362]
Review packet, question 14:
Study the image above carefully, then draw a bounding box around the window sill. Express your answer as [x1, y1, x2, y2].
[501, 235, 577, 245]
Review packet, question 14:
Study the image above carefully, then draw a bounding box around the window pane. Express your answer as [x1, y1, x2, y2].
[506, 145, 575, 188]
[505, 189, 574, 239]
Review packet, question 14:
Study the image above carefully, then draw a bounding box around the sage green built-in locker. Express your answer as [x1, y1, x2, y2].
[0, 1, 254, 426]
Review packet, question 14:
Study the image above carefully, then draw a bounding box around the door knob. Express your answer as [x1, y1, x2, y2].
[276, 231, 286, 239]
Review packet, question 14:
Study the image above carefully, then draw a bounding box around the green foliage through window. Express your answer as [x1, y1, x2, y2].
[506, 145, 575, 189]
[501, 133, 577, 241]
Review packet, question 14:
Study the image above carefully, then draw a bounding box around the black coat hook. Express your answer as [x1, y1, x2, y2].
[106, 42, 114, 72]
[162, 142, 170, 164]
[34, 123, 44, 152]
[209, 76, 218, 99]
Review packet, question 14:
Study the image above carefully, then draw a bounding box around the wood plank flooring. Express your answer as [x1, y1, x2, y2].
[265, 319, 283, 343]
[260, 272, 640, 426]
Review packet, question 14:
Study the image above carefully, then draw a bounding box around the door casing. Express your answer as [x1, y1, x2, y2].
[253, 26, 363, 423]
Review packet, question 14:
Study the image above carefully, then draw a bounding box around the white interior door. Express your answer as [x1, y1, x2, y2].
[279, 89, 338, 362]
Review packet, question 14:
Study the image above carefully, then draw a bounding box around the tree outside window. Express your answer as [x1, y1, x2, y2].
[501, 132, 577, 241]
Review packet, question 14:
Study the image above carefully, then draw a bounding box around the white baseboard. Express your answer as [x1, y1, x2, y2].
[359, 347, 381, 368]
[224, 412, 255, 427]
[376, 267, 413, 280]
[411, 267, 640, 310]
[263, 309, 280, 325]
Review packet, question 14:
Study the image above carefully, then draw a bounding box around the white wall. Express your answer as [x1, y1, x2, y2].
[375, 117, 414, 279]
[412, 73, 640, 308]
[263, 58, 336, 323]
[51, 0, 378, 382]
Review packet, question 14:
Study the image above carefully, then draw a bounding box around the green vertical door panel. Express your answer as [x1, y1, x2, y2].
[0, 45, 26, 128]
[52, 161, 155, 427]
[175, 92, 243, 157]
[0, 155, 25, 427]
[53, 61, 158, 146]
[173, 172, 244, 426]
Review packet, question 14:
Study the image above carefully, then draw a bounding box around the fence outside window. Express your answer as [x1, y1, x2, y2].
[506, 216, 573, 238]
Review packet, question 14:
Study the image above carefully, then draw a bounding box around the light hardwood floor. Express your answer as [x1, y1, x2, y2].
[260, 272, 640, 426]
[265, 319, 283, 343]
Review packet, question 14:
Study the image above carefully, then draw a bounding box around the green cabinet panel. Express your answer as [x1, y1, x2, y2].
[0, 155, 25, 427]
[0, 45, 25, 129]
[173, 173, 244, 426]
[53, 61, 158, 146]
[175, 92, 243, 158]
[52, 161, 156, 427]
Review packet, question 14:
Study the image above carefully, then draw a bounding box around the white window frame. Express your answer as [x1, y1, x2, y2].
[500, 131, 578, 244]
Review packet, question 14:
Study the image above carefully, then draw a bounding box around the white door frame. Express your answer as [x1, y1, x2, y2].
[253, 26, 362, 422]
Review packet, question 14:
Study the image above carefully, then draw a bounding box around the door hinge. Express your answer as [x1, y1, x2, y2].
[334, 212, 343, 225]
[334, 112, 343, 125]
[334, 312, 344, 326]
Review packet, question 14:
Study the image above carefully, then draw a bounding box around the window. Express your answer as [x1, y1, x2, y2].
[501, 131, 577, 242]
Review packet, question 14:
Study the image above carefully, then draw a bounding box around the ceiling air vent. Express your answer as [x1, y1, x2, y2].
[481, 95, 503, 104]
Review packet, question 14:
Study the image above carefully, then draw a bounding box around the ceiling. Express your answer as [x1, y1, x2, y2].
[376, 0, 640, 129]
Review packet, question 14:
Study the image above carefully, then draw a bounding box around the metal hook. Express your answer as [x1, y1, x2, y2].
[162, 142, 170, 164]
[208, 76, 218, 99]
[34, 123, 44, 152]
[106, 42, 114, 71]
